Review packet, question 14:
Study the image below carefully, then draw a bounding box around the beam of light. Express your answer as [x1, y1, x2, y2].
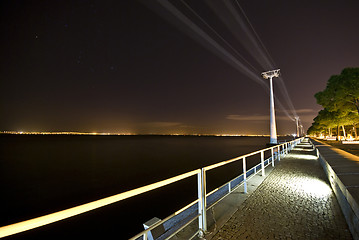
[155, 0, 267, 88]
[233, 0, 276, 69]
[149, 0, 298, 123]
[228, 0, 298, 120]
[156, 1, 295, 121]
[276, 76, 298, 119]
[207, 0, 297, 122]
[0, 169, 200, 238]
[223, 0, 274, 69]
[204, 0, 273, 71]
[179, 0, 258, 73]
[274, 95, 296, 121]
[230, 0, 298, 121]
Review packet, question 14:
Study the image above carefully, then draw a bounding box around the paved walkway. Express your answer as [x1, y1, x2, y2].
[210, 138, 352, 240]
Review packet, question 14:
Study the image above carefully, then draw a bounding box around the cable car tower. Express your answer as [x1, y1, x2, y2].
[261, 69, 280, 145]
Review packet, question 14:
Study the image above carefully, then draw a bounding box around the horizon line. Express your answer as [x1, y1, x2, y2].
[0, 131, 296, 137]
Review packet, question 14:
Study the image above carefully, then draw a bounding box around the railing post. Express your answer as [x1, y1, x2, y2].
[277, 146, 280, 161]
[271, 148, 274, 167]
[261, 151, 265, 176]
[243, 157, 247, 193]
[282, 144, 284, 155]
[197, 169, 207, 236]
[143, 232, 147, 240]
[285, 143, 288, 154]
[282, 144, 285, 156]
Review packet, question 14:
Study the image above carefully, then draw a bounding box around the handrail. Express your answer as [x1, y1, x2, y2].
[206, 149, 278, 210]
[0, 169, 200, 238]
[0, 137, 304, 239]
[204, 144, 285, 171]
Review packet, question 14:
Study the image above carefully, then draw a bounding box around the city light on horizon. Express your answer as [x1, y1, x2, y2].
[0, 130, 298, 137]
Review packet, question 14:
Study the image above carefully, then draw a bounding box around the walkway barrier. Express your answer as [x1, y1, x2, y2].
[0, 137, 304, 239]
[311, 138, 359, 239]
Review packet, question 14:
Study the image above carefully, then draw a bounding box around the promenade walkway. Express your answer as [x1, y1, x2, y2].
[209, 138, 352, 239]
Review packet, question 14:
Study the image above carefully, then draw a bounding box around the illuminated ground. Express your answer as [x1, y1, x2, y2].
[315, 139, 359, 157]
[210, 139, 352, 239]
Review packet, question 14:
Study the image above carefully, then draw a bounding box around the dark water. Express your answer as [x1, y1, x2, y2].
[0, 135, 292, 239]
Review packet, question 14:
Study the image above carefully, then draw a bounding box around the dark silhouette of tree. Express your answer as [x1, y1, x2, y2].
[315, 68, 359, 114]
[309, 67, 359, 139]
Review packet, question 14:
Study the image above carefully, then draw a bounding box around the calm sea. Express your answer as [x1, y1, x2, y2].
[0, 135, 292, 239]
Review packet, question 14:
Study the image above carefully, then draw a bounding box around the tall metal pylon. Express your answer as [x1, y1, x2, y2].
[261, 69, 280, 145]
[295, 117, 300, 137]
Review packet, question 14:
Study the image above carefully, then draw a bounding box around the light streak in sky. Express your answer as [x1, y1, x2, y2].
[153, 0, 299, 122]
[217, 0, 298, 121]
[222, 0, 274, 69]
[155, 0, 268, 88]
[180, 0, 258, 73]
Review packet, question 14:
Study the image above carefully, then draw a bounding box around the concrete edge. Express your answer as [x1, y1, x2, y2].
[315, 147, 359, 240]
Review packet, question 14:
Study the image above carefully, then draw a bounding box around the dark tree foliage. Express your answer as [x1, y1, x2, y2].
[309, 67, 359, 138]
[315, 68, 359, 114]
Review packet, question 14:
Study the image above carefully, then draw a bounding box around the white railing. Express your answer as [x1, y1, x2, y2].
[0, 137, 304, 239]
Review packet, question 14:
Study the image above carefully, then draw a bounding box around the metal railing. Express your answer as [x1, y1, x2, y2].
[0, 137, 304, 239]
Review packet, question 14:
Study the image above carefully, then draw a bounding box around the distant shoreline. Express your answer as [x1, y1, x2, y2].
[0, 131, 292, 137]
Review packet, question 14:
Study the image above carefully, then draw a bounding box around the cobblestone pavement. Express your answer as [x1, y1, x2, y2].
[210, 139, 352, 240]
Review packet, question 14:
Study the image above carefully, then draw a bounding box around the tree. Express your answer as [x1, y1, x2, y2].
[315, 68, 359, 115]
[313, 109, 341, 137]
[345, 112, 359, 138]
[312, 67, 359, 139]
[339, 68, 359, 114]
[307, 122, 325, 137]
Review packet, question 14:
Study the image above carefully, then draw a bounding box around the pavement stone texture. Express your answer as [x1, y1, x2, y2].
[210, 139, 352, 240]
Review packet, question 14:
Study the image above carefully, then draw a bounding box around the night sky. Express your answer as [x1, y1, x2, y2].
[1, 0, 359, 135]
